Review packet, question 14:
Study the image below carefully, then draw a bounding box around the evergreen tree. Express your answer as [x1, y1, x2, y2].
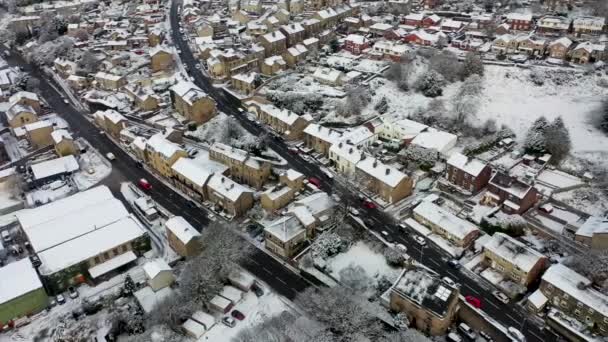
[374, 96, 389, 114]
[460, 51, 484, 80]
[523, 116, 549, 153]
[123, 274, 136, 295]
[545, 116, 571, 163]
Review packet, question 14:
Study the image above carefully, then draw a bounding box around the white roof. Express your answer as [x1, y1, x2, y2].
[345, 34, 369, 45]
[573, 16, 605, 27]
[329, 142, 363, 165]
[507, 13, 532, 22]
[95, 71, 123, 81]
[280, 23, 304, 34]
[542, 264, 608, 317]
[283, 169, 303, 181]
[232, 72, 257, 84]
[408, 29, 445, 43]
[210, 142, 248, 162]
[38, 215, 146, 275]
[88, 251, 137, 279]
[370, 22, 393, 31]
[265, 215, 305, 242]
[290, 192, 334, 218]
[383, 118, 428, 139]
[9, 91, 39, 104]
[165, 216, 201, 244]
[404, 13, 424, 21]
[143, 259, 172, 279]
[210, 295, 232, 310]
[356, 157, 408, 188]
[0, 258, 44, 305]
[313, 67, 343, 83]
[262, 30, 286, 42]
[414, 201, 479, 240]
[576, 216, 608, 238]
[340, 126, 374, 146]
[146, 133, 184, 159]
[303, 123, 342, 144]
[255, 101, 300, 126]
[527, 289, 548, 309]
[548, 37, 573, 48]
[30, 155, 80, 180]
[483, 233, 545, 273]
[447, 153, 487, 177]
[97, 109, 126, 124]
[24, 120, 52, 132]
[51, 129, 73, 144]
[219, 285, 243, 304]
[171, 158, 214, 188]
[170, 80, 208, 105]
[207, 174, 252, 202]
[192, 310, 215, 330]
[411, 130, 457, 154]
[182, 319, 206, 338]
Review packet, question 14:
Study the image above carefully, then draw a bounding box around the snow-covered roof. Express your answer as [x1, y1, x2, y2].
[507, 13, 532, 22]
[414, 201, 479, 240]
[370, 22, 393, 31]
[0, 258, 44, 305]
[345, 34, 369, 45]
[329, 142, 363, 165]
[404, 13, 424, 21]
[263, 185, 291, 200]
[290, 192, 334, 218]
[441, 19, 462, 29]
[182, 319, 206, 338]
[149, 44, 172, 57]
[192, 311, 215, 330]
[210, 295, 231, 310]
[340, 126, 374, 146]
[171, 158, 215, 188]
[95, 71, 123, 82]
[38, 215, 146, 275]
[410, 130, 457, 154]
[170, 80, 209, 105]
[317, 8, 337, 19]
[483, 233, 545, 273]
[89, 250, 137, 279]
[382, 118, 428, 139]
[146, 133, 185, 159]
[207, 174, 252, 202]
[489, 172, 533, 199]
[576, 216, 608, 238]
[303, 123, 342, 144]
[51, 129, 73, 144]
[30, 155, 79, 181]
[287, 44, 308, 57]
[143, 259, 172, 279]
[548, 37, 573, 48]
[165, 216, 201, 244]
[24, 120, 52, 132]
[393, 267, 456, 316]
[527, 289, 548, 309]
[210, 142, 248, 162]
[573, 41, 605, 54]
[265, 215, 305, 242]
[262, 30, 286, 42]
[573, 16, 605, 27]
[283, 169, 303, 182]
[6, 103, 35, 121]
[97, 109, 126, 124]
[356, 157, 409, 188]
[542, 264, 608, 317]
[255, 101, 301, 126]
[313, 67, 343, 84]
[232, 72, 257, 84]
[280, 23, 304, 34]
[264, 55, 286, 66]
[447, 152, 487, 177]
[9, 91, 39, 105]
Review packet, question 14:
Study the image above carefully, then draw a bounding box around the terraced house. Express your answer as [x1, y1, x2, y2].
[209, 142, 271, 190]
[413, 201, 480, 248]
[145, 133, 188, 178]
[170, 80, 217, 125]
[246, 100, 312, 140]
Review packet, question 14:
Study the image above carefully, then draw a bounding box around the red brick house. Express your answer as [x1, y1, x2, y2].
[506, 13, 533, 31]
[344, 34, 370, 54]
[422, 14, 442, 28]
[482, 172, 538, 215]
[446, 153, 492, 194]
[403, 13, 424, 27]
[404, 30, 445, 46]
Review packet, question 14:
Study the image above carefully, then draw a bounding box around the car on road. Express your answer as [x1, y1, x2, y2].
[231, 310, 245, 320]
[106, 152, 116, 161]
[135, 160, 144, 168]
[87, 167, 95, 174]
[195, 63, 202, 69]
[222, 316, 236, 327]
[413, 235, 426, 246]
[1, 230, 11, 243]
[363, 200, 377, 209]
[507, 327, 526, 342]
[176, 49, 181, 54]
[68, 286, 79, 299]
[458, 323, 476, 340]
[447, 259, 461, 269]
[348, 207, 360, 216]
[380, 230, 394, 243]
[308, 177, 321, 188]
[186, 200, 197, 209]
[465, 295, 482, 309]
[442, 277, 458, 288]
[56, 294, 66, 305]
[479, 331, 494, 342]
[63, 99, 69, 104]
[287, 147, 299, 155]
[492, 291, 509, 304]
[138, 178, 152, 191]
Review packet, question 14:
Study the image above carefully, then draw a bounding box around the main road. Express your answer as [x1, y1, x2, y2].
[169, 2, 555, 341]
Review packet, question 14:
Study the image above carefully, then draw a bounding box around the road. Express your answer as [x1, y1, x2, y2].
[0, 47, 314, 301]
[168, 2, 556, 341]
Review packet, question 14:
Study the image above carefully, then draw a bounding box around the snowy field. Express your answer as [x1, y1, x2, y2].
[73, 145, 113, 190]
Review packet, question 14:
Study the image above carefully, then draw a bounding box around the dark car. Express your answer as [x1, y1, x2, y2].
[252, 283, 264, 297]
[231, 310, 245, 320]
[135, 160, 144, 168]
[447, 259, 461, 269]
[186, 200, 197, 209]
[29, 255, 41, 267]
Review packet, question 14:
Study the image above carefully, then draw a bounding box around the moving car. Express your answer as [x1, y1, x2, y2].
[308, 177, 321, 188]
[458, 323, 476, 340]
[465, 295, 481, 309]
[222, 316, 236, 327]
[363, 200, 377, 209]
[138, 178, 152, 191]
[380, 230, 394, 243]
[447, 259, 461, 269]
[507, 327, 526, 342]
[106, 152, 116, 161]
[413, 235, 426, 246]
[231, 310, 245, 320]
[442, 277, 458, 288]
[492, 291, 509, 304]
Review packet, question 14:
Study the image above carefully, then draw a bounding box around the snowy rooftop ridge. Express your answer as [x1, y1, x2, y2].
[264, 215, 305, 242]
[447, 152, 487, 177]
[414, 201, 479, 240]
[576, 216, 608, 238]
[483, 233, 545, 273]
[0, 258, 44, 305]
[165, 216, 201, 244]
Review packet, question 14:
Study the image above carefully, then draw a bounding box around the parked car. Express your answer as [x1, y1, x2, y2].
[308, 177, 321, 188]
[252, 283, 264, 297]
[396, 243, 407, 252]
[135, 160, 144, 168]
[479, 331, 494, 342]
[348, 207, 360, 216]
[56, 294, 66, 305]
[106, 152, 116, 161]
[222, 316, 236, 327]
[458, 323, 476, 340]
[447, 332, 463, 342]
[465, 295, 482, 309]
[231, 310, 245, 320]
[29, 255, 41, 267]
[363, 200, 377, 209]
[380, 230, 394, 243]
[507, 327, 526, 342]
[492, 291, 509, 304]
[138, 178, 152, 191]
[447, 259, 461, 269]
[413, 235, 426, 246]
[68, 286, 79, 299]
[442, 277, 458, 288]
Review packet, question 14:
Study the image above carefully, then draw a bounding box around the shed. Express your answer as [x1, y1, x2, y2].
[228, 270, 255, 291]
[191, 310, 215, 330]
[219, 285, 244, 305]
[209, 295, 232, 313]
[142, 259, 174, 291]
[182, 318, 206, 339]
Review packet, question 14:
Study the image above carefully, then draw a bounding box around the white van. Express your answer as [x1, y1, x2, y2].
[447, 332, 462, 342]
[458, 323, 476, 340]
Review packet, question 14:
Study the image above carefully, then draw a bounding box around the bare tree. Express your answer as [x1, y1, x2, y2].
[74, 29, 89, 42]
[338, 264, 372, 293]
[566, 249, 608, 294]
[429, 50, 461, 83]
[337, 86, 370, 117]
[460, 52, 485, 81]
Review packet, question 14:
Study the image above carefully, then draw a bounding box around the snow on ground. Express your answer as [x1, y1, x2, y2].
[554, 188, 608, 216]
[186, 112, 256, 147]
[73, 143, 112, 190]
[326, 241, 401, 296]
[25, 180, 75, 206]
[262, 73, 346, 98]
[200, 291, 291, 342]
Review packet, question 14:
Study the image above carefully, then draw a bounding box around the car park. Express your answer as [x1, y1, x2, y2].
[458, 323, 476, 340]
[413, 235, 426, 246]
[222, 316, 236, 327]
[492, 291, 510, 304]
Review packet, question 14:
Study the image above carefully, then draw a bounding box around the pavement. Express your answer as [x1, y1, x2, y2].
[167, 2, 558, 340]
[0, 6, 557, 340]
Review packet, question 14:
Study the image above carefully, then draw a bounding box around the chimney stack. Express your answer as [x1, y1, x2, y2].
[385, 168, 390, 175]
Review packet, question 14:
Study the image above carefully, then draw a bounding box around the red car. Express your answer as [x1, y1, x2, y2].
[465, 295, 482, 309]
[308, 177, 321, 188]
[138, 178, 152, 191]
[231, 309, 245, 320]
[363, 200, 377, 209]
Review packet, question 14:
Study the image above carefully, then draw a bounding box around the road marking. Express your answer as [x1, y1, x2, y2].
[446, 270, 458, 279]
[506, 313, 519, 323]
[463, 283, 480, 295]
[275, 277, 287, 285]
[529, 330, 544, 341]
[427, 258, 440, 267]
[262, 266, 273, 274]
[486, 300, 500, 310]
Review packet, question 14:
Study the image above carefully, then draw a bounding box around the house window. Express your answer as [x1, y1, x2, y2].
[547, 284, 554, 291]
[121, 245, 128, 252]
[104, 252, 110, 259]
[95, 256, 102, 264]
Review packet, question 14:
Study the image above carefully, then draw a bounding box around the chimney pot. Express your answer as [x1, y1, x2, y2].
[385, 168, 390, 175]
[349, 147, 353, 154]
